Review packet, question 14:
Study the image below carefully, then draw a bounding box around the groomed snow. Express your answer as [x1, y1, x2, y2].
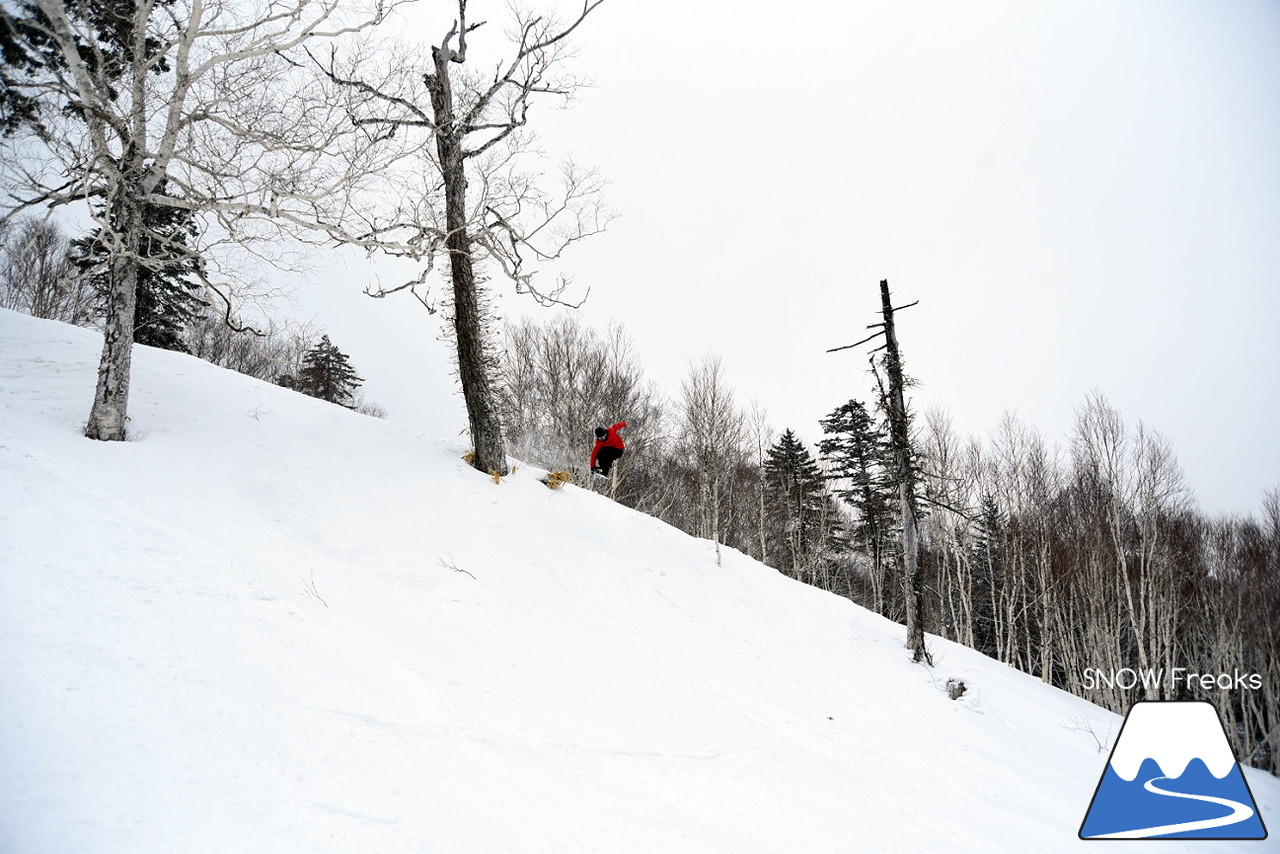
[1, 308, 1276, 853]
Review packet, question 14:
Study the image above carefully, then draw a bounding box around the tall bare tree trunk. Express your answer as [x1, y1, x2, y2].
[427, 40, 508, 477]
[879, 279, 929, 663]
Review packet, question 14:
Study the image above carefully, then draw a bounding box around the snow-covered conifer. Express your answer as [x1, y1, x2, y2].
[296, 335, 363, 408]
[764, 429, 839, 584]
[819, 399, 898, 616]
[70, 184, 207, 353]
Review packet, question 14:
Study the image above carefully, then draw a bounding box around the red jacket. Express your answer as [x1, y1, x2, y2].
[590, 421, 626, 467]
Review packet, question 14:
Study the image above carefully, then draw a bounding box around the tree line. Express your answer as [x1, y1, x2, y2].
[0, 215, 377, 413]
[2, 0, 609, 472]
[498, 313, 1279, 775]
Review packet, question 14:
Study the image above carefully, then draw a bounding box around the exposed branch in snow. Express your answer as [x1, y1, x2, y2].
[301, 569, 329, 607]
[439, 553, 476, 580]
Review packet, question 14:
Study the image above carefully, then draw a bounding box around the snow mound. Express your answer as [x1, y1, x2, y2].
[1, 308, 1276, 853]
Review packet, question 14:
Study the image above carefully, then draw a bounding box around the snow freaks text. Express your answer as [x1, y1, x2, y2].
[1081, 668, 1264, 693]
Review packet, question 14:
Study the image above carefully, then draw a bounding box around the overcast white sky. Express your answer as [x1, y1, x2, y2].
[290, 0, 1280, 515]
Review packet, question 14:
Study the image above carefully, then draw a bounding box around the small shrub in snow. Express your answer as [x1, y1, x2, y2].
[542, 470, 573, 490]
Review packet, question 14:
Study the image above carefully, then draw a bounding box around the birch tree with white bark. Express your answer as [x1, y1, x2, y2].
[679, 355, 746, 566]
[0, 0, 406, 439]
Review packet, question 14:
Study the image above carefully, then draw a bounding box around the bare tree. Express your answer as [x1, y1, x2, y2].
[747, 401, 774, 564]
[679, 355, 746, 566]
[185, 308, 316, 384]
[0, 216, 91, 323]
[920, 408, 974, 646]
[498, 313, 663, 493]
[1068, 393, 1192, 701]
[1, 0, 404, 440]
[313, 0, 612, 476]
[897, 389, 1280, 772]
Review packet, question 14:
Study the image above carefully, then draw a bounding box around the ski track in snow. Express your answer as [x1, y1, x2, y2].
[1085, 776, 1256, 839]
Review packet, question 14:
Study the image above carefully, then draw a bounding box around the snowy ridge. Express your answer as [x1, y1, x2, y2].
[1, 308, 1276, 854]
[1109, 702, 1239, 782]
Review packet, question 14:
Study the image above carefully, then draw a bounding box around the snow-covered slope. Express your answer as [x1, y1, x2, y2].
[1, 308, 1275, 853]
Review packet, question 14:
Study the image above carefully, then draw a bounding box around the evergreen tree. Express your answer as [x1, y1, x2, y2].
[969, 493, 1007, 659]
[70, 183, 207, 353]
[296, 335, 363, 408]
[764, 429, 835, 583]
[3, 0, 181, 136]
[0, 9, 42, 135]
[819, 399, 899, 616]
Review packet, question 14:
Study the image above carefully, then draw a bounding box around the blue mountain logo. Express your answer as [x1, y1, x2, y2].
[1080, 700, 1268, 840]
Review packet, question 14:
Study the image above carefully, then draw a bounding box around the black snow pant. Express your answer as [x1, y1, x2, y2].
[595, 446, 624, 476]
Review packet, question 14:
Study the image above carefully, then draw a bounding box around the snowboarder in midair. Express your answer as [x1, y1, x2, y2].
[590, 421, 626, 478]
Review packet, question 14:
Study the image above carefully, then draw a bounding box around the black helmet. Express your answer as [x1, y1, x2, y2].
[594, 426, 607, 440]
